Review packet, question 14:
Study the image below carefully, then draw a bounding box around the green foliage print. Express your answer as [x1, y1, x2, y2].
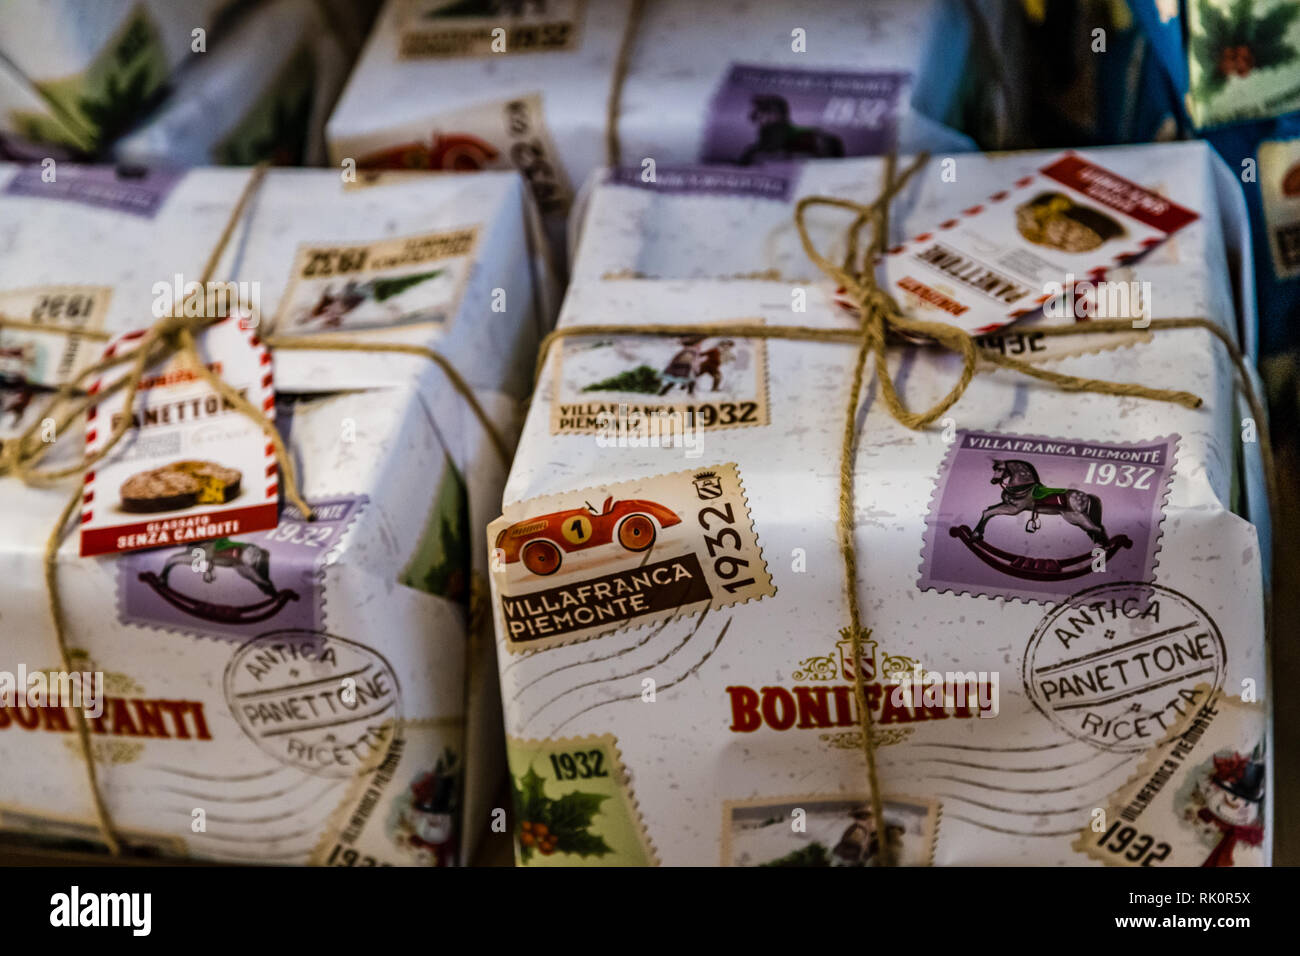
[1191, 0, 1300, 100]
[511, 766, 613, 862]
[581, 364, 663, 394]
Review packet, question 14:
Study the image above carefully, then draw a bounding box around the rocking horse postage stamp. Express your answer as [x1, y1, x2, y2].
[1073, 688, 1267, 867]
[116, 494, 369, 643]
[548, 321, 770, 435]
[918, 429, 1179, 604]
[488, 462, 774, 653]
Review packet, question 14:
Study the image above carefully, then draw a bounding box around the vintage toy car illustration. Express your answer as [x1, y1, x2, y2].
[494, 496, 682, 575]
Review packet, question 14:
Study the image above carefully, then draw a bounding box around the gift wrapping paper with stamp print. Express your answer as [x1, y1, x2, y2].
[325, 0, 1022, 258]
[0, 164, 550, 864]
[486, 147, 1271, 865]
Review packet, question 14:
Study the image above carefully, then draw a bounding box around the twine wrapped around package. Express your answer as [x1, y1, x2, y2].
[534, 151, 1276, 867]
[0, 163, 510, 856]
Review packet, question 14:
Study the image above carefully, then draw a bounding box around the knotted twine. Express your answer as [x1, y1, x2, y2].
[0, 163, 511, 855]
[534, 151, 1277, 866]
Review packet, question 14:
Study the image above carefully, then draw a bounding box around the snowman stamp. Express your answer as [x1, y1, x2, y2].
[1074, 688, 1267, 867]
[311, 717, 466, 867]
[918, 430, 1178, 604]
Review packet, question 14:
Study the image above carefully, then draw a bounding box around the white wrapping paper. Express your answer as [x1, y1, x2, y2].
[486, 141, 1273, 866]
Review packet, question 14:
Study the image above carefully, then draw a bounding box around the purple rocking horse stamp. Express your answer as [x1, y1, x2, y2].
[117, 495, 368, 642]
[919, 430, 1178, 604]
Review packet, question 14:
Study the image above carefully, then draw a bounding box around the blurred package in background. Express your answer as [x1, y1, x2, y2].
[0, 0, 375, 164]
[1022, 0, 1300, 404]
[327, 0, 1027, 263]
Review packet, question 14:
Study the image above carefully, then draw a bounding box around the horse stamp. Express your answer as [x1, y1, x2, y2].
[223, 629, 401, 778]
[721, 794, 939, 867]
[488, 462, 774, 653]
[549, 324, 770, 435]
[1074, 688, 1266, 867]
[919, 430, 1178, 604]
[118, 495, 368, 643]
[1023, 583, 1226, 753]
[506, 734, 658, 866]
[701, 64, 910, 165]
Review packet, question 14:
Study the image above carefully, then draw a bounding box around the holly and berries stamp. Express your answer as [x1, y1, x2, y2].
[506, 734, 657, 866]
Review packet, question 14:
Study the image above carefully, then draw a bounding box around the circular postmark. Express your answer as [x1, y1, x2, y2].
[224, 629, 401, 777]
[1023, 582, 1225, 753]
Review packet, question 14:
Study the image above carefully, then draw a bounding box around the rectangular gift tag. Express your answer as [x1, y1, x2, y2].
[79, 315, 279, 557]
[879, 152, 1199, 335]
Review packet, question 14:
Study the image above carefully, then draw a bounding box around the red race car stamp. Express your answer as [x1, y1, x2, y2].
[487, 462, 774, 653]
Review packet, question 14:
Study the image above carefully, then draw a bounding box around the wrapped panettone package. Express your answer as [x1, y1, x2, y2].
[485, 141, 1273, 866]
[0, 163, 553, 864]
[326, 0, 1023, 257]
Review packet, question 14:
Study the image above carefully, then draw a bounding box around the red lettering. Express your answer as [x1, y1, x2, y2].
[725, 686, 762, 732]
[761, 687, 796, 731]
[794, 686, 832, 728]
